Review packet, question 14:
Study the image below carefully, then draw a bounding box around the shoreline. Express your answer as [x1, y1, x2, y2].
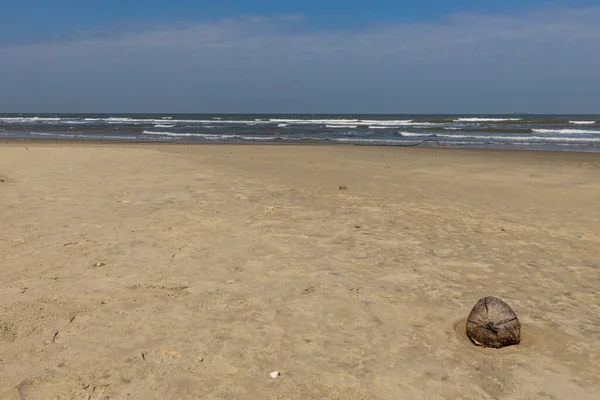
[2, 137, 600, 158]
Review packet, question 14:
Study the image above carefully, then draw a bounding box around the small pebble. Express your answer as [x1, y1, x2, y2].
[270, 371, 280, 378]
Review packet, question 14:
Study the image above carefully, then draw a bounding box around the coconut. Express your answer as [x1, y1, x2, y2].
[466, 296, 521, 348]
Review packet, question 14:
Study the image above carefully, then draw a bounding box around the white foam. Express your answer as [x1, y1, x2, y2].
[154, 124, 176, 128]
[60, 120, 88, 124]
[569, 121, 596, 125]
[27, 131, 175, 140]
[277, 123, 289, 127]
[270, 118, 360, 125]
[269, 118, 428, 127]
[455, 118, 522, 122]
[0, 117, 61, 123]
[332, 138, 419, 144]
[30, 132, 97, 139]
[143, 130, 215, 137]
[532, 129, 600, 134]
[83, 117, 240, 125]
[141, 130, 276, 140]
[0, 116, 437, 128]
[397, 132, 428, 137]
[15, 130, 600, 145]
[326, 124, 358, 128]
[102, 136, 139, 140]
[414, 133, 600, 142]
[106, 117, 148, 124]
[368, 123, 439, 128]
[240, 136, 279, 140]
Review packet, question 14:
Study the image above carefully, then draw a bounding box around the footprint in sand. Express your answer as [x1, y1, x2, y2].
[128, 284, 190, 298]
[0, 322, 18, 342]
[141, 349, 183, 365]
[15, 380, 98, 400]
[195, 292, 225, 312]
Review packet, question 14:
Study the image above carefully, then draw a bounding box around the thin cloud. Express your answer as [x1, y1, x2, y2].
[1, 7, 599, 113]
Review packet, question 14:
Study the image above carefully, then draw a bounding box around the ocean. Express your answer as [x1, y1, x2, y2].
[1, 114, 599, 151]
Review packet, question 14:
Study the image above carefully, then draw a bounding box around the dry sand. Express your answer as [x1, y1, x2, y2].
[1, 141, 599, 399]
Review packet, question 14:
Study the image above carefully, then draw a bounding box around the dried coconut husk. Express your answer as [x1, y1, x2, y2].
[466, 296, 521, 348]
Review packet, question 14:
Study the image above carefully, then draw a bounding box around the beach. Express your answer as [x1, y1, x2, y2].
[1, 141, 599, 399]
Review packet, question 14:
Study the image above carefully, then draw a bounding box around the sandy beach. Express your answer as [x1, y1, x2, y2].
[1, 141, 599, 399]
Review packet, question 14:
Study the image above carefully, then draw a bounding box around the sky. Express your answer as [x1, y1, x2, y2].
[1, 1, 599, 113]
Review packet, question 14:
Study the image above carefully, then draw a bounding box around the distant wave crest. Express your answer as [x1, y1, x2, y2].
[569, 121, 596, 125]
[455, 118, 522, 122]
[532, 128, 600, 134]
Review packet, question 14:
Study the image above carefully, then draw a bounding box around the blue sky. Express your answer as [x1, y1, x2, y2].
[1, 1, 599, 113]
[2, 0, 599, 43]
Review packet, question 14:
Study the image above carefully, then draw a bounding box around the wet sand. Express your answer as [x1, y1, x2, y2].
[1, 142, 599, 399]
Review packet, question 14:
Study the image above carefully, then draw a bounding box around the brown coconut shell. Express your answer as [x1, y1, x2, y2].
[466, 296, 521, 348]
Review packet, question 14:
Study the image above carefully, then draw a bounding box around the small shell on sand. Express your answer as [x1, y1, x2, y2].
[270, 371, 280, 378]
[466, 296, 521, 348]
